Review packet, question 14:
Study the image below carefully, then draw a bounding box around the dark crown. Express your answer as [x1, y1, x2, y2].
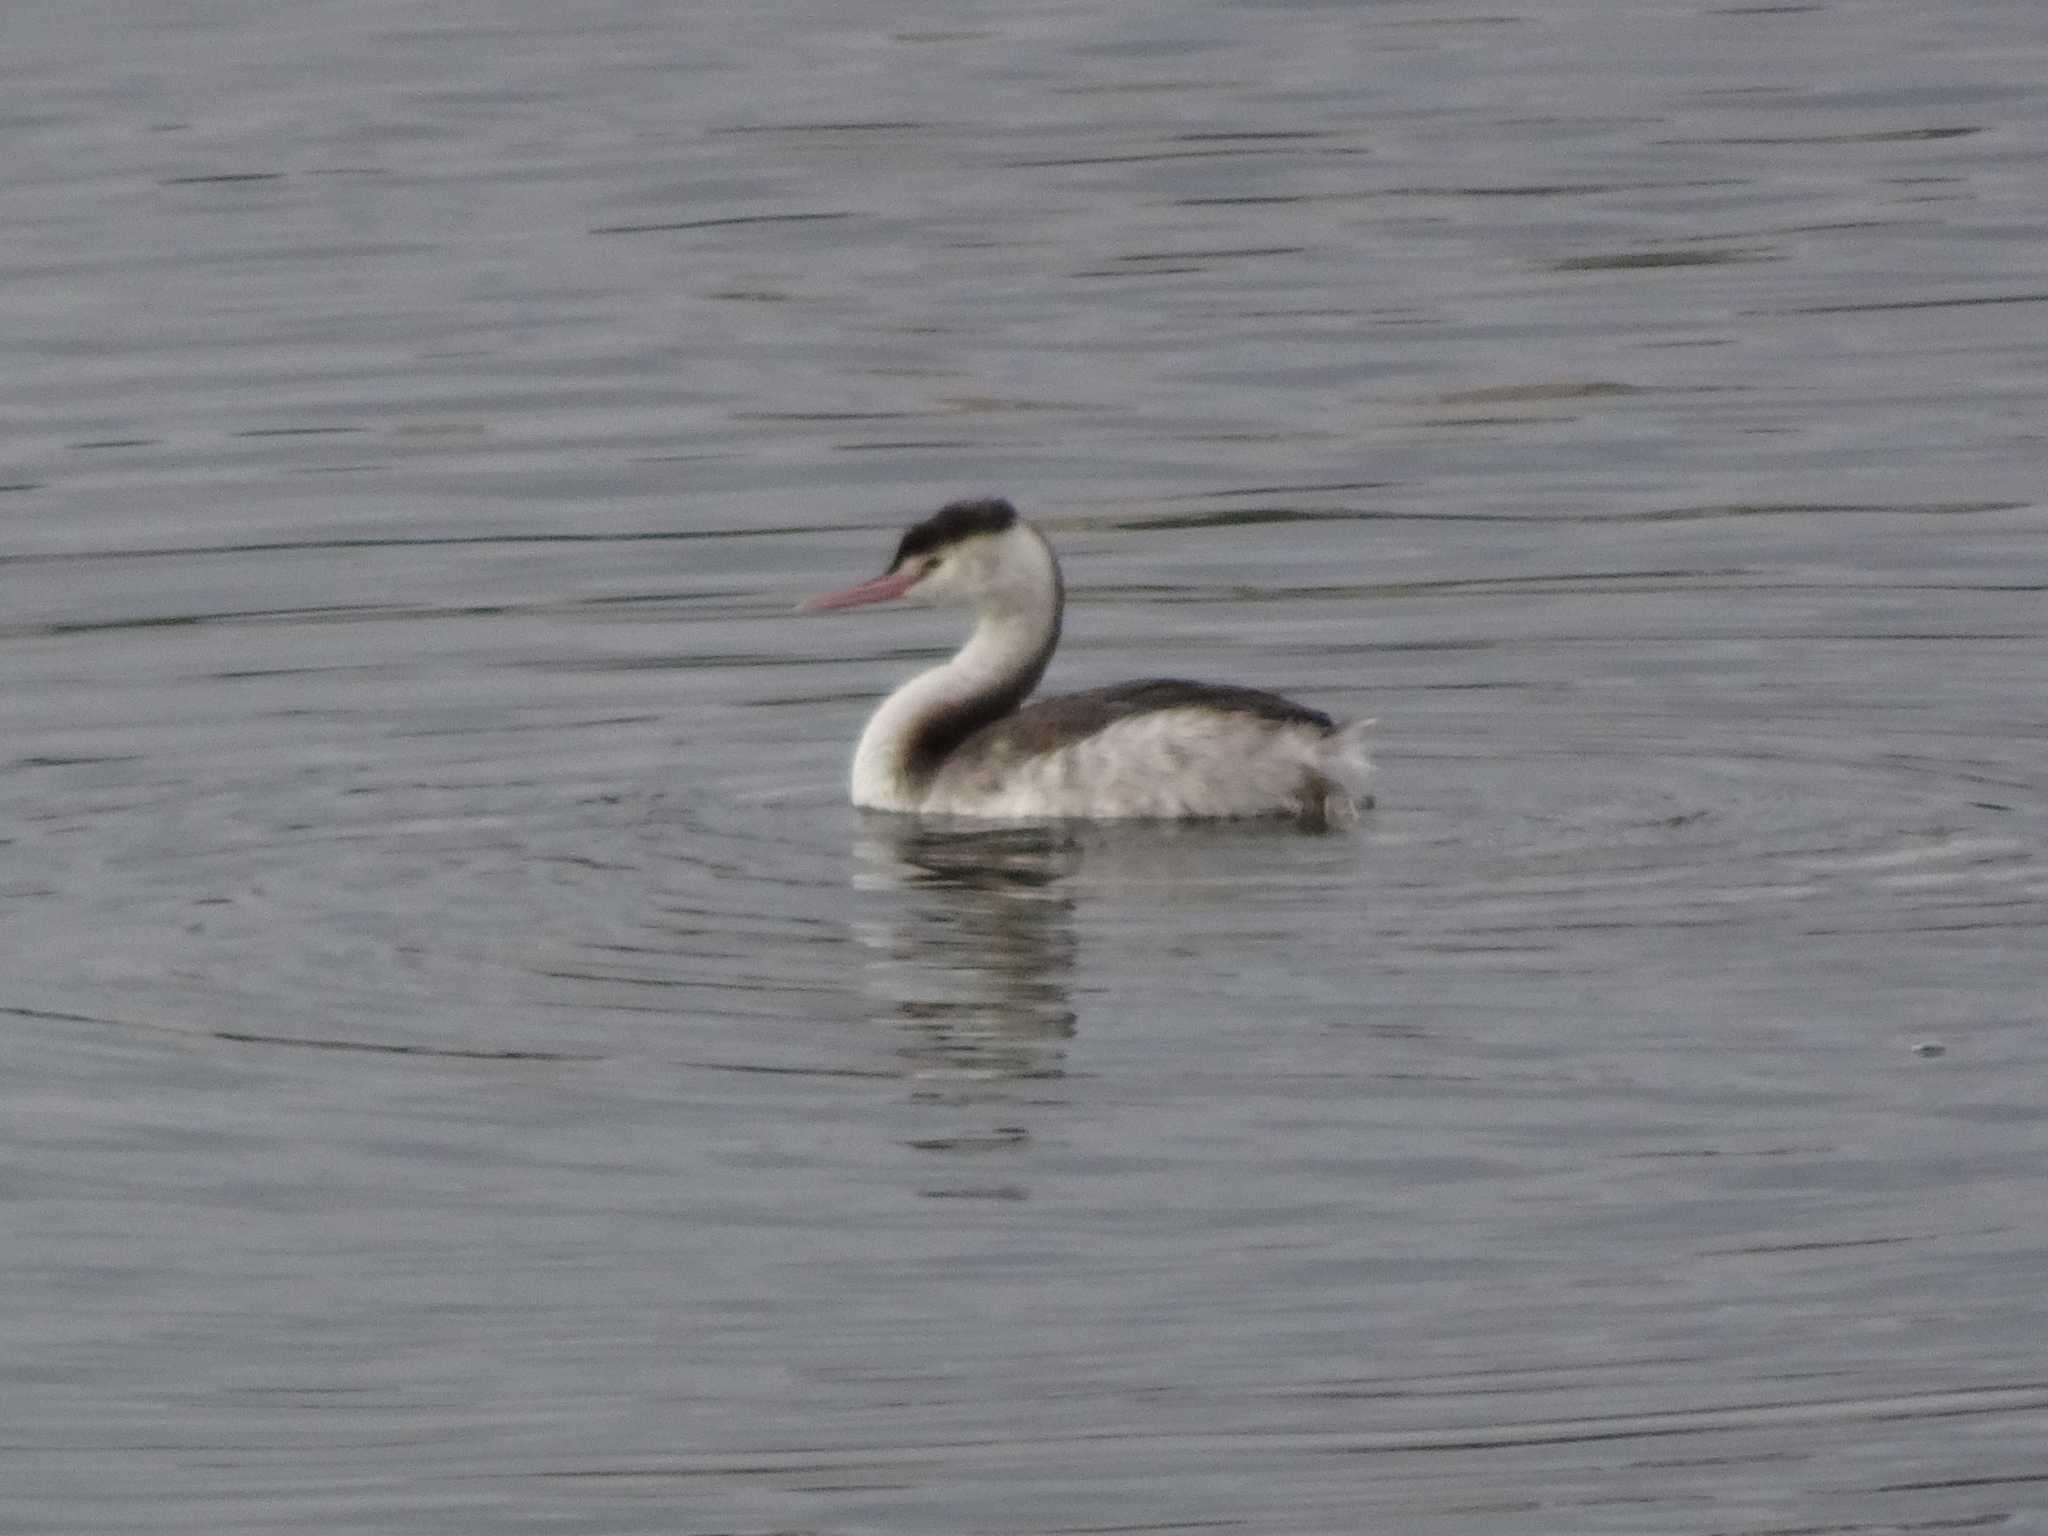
[891, 497, 1018, 568]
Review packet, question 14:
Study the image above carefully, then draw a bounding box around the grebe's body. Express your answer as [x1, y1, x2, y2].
[805, 499, 1370, 824]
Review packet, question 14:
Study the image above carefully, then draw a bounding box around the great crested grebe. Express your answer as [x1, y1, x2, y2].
[803, 498, 1371, 824]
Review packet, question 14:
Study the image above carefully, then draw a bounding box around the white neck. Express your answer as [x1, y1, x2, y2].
[850, 526, 1063, 810]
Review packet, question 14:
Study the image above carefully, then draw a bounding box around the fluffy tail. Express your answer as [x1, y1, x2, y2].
[1304, 718, 1374, 827]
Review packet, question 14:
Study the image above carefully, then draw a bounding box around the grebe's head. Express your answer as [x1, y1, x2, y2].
[803, 497, 1052, 614]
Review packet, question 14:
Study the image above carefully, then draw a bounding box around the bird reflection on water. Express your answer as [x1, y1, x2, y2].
[844, 819, 1086, 1199]
[851, 819, 1082, 1095]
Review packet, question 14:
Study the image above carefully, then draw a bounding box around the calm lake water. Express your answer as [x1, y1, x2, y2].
[5, 2, 2047, 1532]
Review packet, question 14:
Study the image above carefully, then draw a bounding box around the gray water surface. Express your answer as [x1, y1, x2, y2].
[5, 3, 2047, 1532]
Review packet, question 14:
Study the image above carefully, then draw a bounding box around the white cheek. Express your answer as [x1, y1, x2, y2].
[906, 566, 948, 604]
[903, 540, 998, 606]
[911, 559, 968, 604]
